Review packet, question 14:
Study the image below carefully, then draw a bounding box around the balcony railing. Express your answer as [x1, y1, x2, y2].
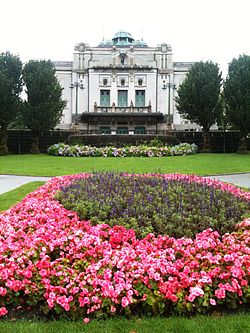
[93, 105, 151, 113]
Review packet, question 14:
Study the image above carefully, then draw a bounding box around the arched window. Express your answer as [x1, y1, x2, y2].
[138, 79, 143, 86]
[121, 79, 125, 86]
[103, 78, 108, 86]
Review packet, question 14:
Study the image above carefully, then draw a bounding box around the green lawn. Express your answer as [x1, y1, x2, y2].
[0, 153, 250, 176]
[0, 314, 250, 333]
[0, 181, 45, 212]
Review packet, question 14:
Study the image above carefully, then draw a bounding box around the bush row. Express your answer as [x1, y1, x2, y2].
[47, 142, 198, 157]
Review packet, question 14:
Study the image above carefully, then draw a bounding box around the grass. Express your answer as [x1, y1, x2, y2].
[0, 153, 250, 331]
[0, 181, 45, 212]
[0, 153, 250, 176]
[0, 314, 250, 333]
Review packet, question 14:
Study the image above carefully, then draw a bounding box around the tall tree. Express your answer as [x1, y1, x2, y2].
[0, 52, 22, 155]
[224, 54, 250, 153]
[175, 61, 222, 152]
[22, 60, 66, 153]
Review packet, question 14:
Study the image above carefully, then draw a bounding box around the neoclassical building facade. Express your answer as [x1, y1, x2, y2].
[55, 31, 195, 134]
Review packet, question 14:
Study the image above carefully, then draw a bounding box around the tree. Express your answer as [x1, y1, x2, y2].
[175, 61, 222, 152]
[22, 60, 66, 153]
[224, 54, 250, 153]
[0, 52, 22, 155]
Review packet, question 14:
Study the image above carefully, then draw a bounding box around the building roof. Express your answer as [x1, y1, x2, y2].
[98, 31, 148, 48]
[113, 31, 132, 39]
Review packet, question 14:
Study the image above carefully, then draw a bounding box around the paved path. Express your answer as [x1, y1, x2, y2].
[207, 173, 250, 189]
[0, 175, 51, 195]
[0, 173, 250, 196]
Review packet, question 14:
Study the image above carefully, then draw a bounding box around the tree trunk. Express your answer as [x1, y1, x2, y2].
[30, 133, 40, 154]
[237, 134, 248, 154]
[202, 128, 211, 153]
[0, 126, 8, 155]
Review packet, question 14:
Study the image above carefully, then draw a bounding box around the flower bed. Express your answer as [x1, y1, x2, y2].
[0, 174, 249, 320]
[56, 173, 250, 239]
[47, 142, 198, 157]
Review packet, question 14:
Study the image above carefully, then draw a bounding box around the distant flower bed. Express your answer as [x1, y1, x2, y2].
[47, 142, 198, 157]
[0, 173, 249, 321]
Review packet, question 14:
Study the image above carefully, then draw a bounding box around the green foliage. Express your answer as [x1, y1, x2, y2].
[0, 52, 23, 154]
[224, 54, 250, 153]
[149, 138, 164, 147]
[56, 173, 250, 239]
[176, 61, 222, 127]
[22, 60, 66, 153]
[175, 61, 223, 151]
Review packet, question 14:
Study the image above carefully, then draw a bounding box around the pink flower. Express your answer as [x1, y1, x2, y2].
[39, 269, 47, 277]
[0, 287, 7, 296]
[110, 305, 116, 313]
[71, 287, 79, 295]
[188, 286, 204, 302]
[154, 272, 161, 281]
[83, 317, 90, 324]
[23, 270, 33, 278]
[189, 286, 204, 297]
[121, 297, 129, 307]
[79, 296, 90, 306]
[0, 307, 8, 316]
[210, 298, 217, 306]
[92, 296, 100, 304]
[215, 288, 226, 299]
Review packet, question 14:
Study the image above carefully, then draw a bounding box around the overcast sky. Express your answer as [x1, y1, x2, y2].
[1, 0, 250, 76]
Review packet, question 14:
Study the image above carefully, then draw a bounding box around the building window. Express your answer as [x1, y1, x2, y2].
[99, 76, 110, 87]
[117, 76, 128, 86]
[135, 90, 145, 107]
[117, 127, 128, 134]
[135, 75, 146, 87]
[135, 127, 146, 134]
[118, 90, 128, 107]
[100, 90, 110, 107]
[100, 127, 111, 134]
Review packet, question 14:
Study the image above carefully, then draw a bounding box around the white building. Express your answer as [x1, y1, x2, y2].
[55, 31, 196, 134]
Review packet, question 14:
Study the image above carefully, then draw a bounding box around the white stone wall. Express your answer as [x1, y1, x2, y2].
[55, 62, 73, 127]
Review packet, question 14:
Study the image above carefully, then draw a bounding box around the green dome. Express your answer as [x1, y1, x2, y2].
[98, 31, 148, 48]
[113, 31, 132, 39]
[112, 31, 134, 46]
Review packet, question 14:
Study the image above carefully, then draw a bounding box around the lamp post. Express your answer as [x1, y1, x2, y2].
[162, 75, 176, 124]
[70, 80, 85, 116]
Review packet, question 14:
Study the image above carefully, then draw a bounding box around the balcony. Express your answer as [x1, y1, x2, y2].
[93, 105, 151, 113]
